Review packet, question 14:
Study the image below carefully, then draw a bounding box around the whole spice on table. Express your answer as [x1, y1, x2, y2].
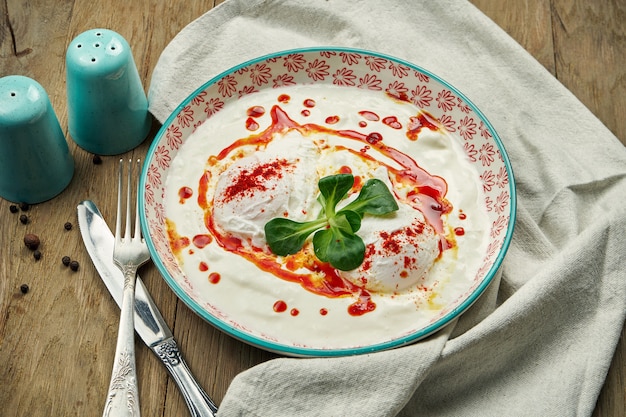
[93, 154, 103, 165]
[19, 202, 29, 211]
[61, 256, 71, 266]
[64, 221, 72, 231]
[20, 284, 29, 294]
[69, 260, 80, 271]
[9, 205, 18, 213]
[23, 233, 40, 250]
[19, 214, 28, 224]
[33, 250, 42, 260]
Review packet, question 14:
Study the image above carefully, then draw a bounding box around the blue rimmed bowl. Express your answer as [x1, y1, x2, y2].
[140, 47, 516, 357]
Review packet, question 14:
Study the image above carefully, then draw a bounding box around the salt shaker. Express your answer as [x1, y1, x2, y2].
[0, 75, 74, 204]
[66, 29, 151, 155]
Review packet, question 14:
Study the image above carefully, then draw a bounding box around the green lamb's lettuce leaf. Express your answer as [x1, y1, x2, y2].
[341, 178, 399, 216]
[264, 174, 397, 270]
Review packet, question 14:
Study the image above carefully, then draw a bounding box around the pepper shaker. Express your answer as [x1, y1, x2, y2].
[66, 29, 151, 155]
[0, 75, 74, 204]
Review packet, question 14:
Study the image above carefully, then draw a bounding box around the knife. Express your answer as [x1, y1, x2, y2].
[77, 200, 218, 417]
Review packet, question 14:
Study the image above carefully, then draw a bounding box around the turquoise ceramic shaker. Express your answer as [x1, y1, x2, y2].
[0, 75, 74, 204]
[66, 29, 151, 155]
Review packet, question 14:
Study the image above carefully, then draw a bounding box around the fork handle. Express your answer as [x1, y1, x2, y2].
[103, 268, 141, 417]
[153, 339, 218, 417]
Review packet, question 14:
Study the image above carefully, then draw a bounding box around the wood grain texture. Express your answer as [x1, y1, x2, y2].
[0, 1, 623, 416]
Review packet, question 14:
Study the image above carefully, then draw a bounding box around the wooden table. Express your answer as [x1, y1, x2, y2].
[1, 1, 623, 416]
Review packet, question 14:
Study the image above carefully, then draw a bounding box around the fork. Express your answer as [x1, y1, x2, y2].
[103, 158, 151, 417]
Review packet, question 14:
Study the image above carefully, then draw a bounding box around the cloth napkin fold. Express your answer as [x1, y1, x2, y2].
[148, 1, 626, 416]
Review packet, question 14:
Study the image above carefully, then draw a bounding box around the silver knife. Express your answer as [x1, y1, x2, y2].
[77, 200, 218, 417]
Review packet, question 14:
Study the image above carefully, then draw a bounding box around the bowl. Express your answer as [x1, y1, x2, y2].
[140, 47, 516, 357]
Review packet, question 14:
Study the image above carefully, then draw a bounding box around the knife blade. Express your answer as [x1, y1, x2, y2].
[77, 200, 218, 417]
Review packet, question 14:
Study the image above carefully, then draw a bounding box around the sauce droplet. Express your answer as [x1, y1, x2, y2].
[348, 291, 376, 316]
[245, 117, 260, 131]
[358, 110, 380, 121]
[208, 272, 221, 284]
[454, 227, 465, 236]
[199, 261, 209, 272]
[290, 308, 299, 316]
[382, 116, 402, 129]
[325, 115, 340, 124]
[273, 300, 287, 313]
[303, 98, 316, 108]
[407, 112, 439, 140]
[246, 106, 265, 118]
[366, 132, 383, 145]
[192, 234, 212, 248]
[278, 94, 290, 103]
[319, 308, 328, 316]
[178, 186, 193, 203]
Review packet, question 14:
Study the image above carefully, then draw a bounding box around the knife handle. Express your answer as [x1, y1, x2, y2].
[152, 339, 218, 417]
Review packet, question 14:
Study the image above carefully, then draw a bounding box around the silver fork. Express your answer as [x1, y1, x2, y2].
[103, 158, 151, 417]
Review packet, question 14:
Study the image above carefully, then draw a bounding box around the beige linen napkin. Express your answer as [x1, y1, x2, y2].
[148, 1, 626, 416]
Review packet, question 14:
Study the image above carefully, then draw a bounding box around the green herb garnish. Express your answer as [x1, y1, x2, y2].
[264, 174, 399, 271]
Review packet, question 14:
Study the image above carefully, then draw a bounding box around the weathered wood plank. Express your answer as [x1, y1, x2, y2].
[551, 0, 626, 146]
[470, 0, 556, 74]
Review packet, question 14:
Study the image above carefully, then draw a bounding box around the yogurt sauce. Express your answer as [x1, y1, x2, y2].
[163, 84, 490, 350]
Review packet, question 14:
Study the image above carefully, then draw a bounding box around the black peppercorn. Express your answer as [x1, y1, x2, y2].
[19, 214, 28, 224]
[69, 260, 80, 271]
[19, 202, 29, 211]
[33, 250, 42, 260]
[9, 205, 18, 213]
[93, 154, 103, 164]
[62, 256, 71, 266]
[64, 222, 73, 231]
[20, 284, 29, 294]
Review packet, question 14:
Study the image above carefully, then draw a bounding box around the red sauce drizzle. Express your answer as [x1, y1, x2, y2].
[208, 272, 221, 284]
[454, 227, 465, 236]
[277, 94, 290, 103]
[383, 116, 402, 129]
[199, 261, 209, 272]
[192, 234, 212, 248]
[387, 91, 410, 102]
[166, 219, 190, 255]
[459, 211, 467, 220]
[247, 106, 265, 118]
[348, 290, 376, 316]
[406, 112, 440, 141]
[366, 132, 383, 145]
[325, 115, 340, 125]
[303, 98, 316, 108]
[178, 186, 193, 203]
[290, 308, 299, 316]
[193, 105, 453, 316]
[245, 117, 260, 131]
[358, 121, 368, 128]
[301, 109, 311, 117]
[358, 110, 380, 121]
[273, 300, 287, 313]
[319, 308, 328, 316]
